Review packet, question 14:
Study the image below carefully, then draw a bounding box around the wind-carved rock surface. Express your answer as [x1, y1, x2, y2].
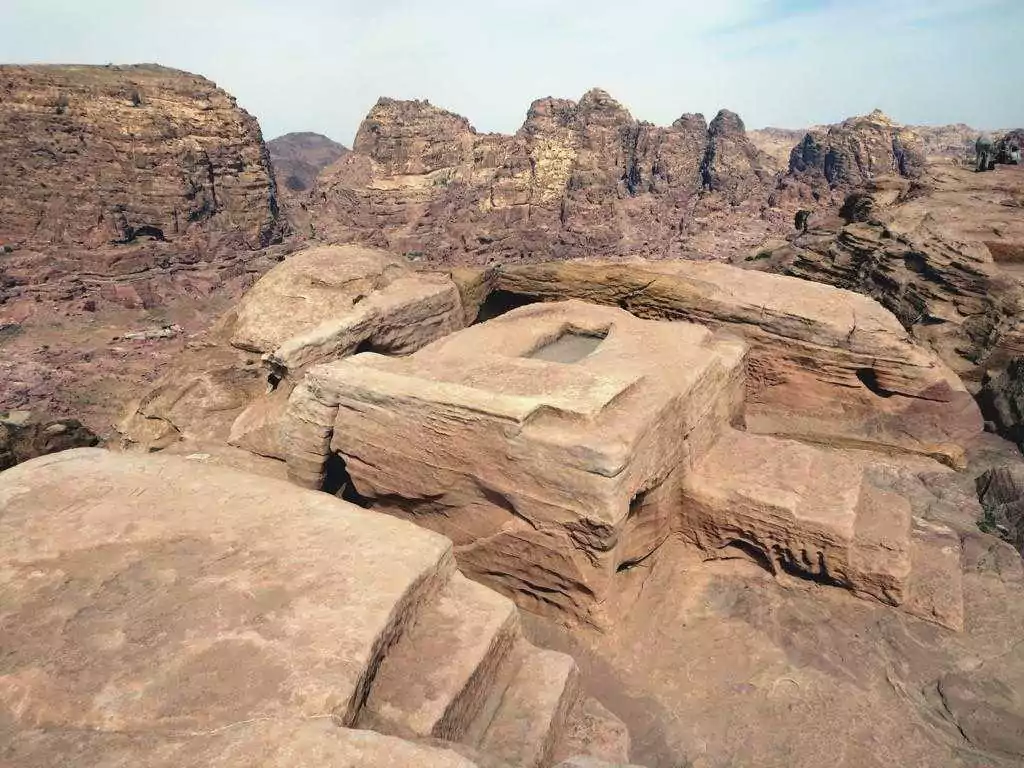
[752, 162, 1024, 379]
[0, 64, 286, 308]
[279, 289, 974, 631]
[785, 110, 926, 196]
[307, 89, 784, 264]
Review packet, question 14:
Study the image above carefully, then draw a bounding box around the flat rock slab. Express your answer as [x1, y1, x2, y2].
[0, 448, 455, 734]
[3, 719, 484, 768]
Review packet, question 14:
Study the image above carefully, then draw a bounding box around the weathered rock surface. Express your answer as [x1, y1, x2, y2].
[681, 428, 964, 629]
[268, 131, 348, 193]
[753, 162, 1024, 381]
[306, 90, 785, 265]
[117, 244, 465, 455]
[0, 413, 98, 470]
[0, 448, 615, 767]
[0, 64, 286, 308]
[3, 721, 487, 768]
[283, 301, 748, 626]
[976, 463, 1024, 553]
[229, 244, 463, 377]
[786, 110, 926, 193]
[489, 259, 981, 467]
[281, 297, 967, 630]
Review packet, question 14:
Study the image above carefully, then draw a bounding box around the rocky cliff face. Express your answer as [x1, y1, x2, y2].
[267, 131, 348, 193]
[307, 89, 785, 264]
[787, 110, 926, 193]
[0, 64, 285, 307]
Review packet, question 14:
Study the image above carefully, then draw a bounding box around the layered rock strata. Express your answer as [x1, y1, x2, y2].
[284, 301, 747, 626]
[0, 448, 619, 767]
[280, 301, 965, 629]
[306, 90, 783, 264]
[0, 64, 285, 307]
[486, 259, 981, 468]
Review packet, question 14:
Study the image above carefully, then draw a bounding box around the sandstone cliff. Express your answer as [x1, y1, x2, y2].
[0, 64, 286, 307]
[786, 110, 926, 193]
[306, 89, 785, 264]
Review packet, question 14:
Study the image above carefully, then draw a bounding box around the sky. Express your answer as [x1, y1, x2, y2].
[1, 0, 1021, 145]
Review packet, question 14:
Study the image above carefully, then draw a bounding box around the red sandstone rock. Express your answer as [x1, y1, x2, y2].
[306, 90, 784, 265]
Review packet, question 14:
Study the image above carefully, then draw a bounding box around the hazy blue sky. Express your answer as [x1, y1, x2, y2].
[2, 0, 1020, 144]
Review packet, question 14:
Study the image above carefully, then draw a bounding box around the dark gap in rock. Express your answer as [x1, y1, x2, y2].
[473, 289, 541, 325]
[856, 368, 895, 398]
[322, 453, 371, 507]
[719, 539, 775, 574]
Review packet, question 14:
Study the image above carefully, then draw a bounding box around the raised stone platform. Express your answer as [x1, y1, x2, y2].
[283, 300, 748, 626]
[489, 259, 983, 468]
[281, 299, 964, 631]
[681, 429, 964, 629]
[0, 449, 617, 767]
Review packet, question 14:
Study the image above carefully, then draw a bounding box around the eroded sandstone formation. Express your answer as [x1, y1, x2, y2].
[117, 244, 465, 457]
[306, 90, 784, 264]
[786, 110, 926, 193]
[751, 160, 1024, 453]
[486, 259, 982, 468]
[280, 296, 970, 630]
[0, 448, 624, 767]
[0, 64, 286, 308]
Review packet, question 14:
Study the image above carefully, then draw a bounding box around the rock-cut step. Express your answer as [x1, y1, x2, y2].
[358, 571, 520, 740]
[473, 642, 582, 768]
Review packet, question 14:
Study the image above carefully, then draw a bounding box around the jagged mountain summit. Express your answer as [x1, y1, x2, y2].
[305, 88, 787, 264]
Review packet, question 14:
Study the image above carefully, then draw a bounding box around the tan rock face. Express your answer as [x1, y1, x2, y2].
[0, 64, 285, 306]
[493, 259, 981, 467]
[117, 245, 465, 456]
[229, 244, 464, 376]
[283, 301, 748, 626]
[0, 449, 607, 768]
[279, 296, 966, 630]
[307, 91, 783, 264]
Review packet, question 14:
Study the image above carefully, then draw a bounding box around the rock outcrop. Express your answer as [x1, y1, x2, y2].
[753, 162, 1024, 378]
[306, 90, 784, 264]
[0, 448, 622, 768]
[786, 110, 926, 192]
[267, 131, 348, 193]
[976, 463, 1024, 553]
[117, 244, 465, 456]
[280, 297, 967, 630]
[0, 64, 285, 308]
[486, 259, 981, 468]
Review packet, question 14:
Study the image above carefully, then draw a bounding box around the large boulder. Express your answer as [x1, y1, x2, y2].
[117, 245, 465, 457]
